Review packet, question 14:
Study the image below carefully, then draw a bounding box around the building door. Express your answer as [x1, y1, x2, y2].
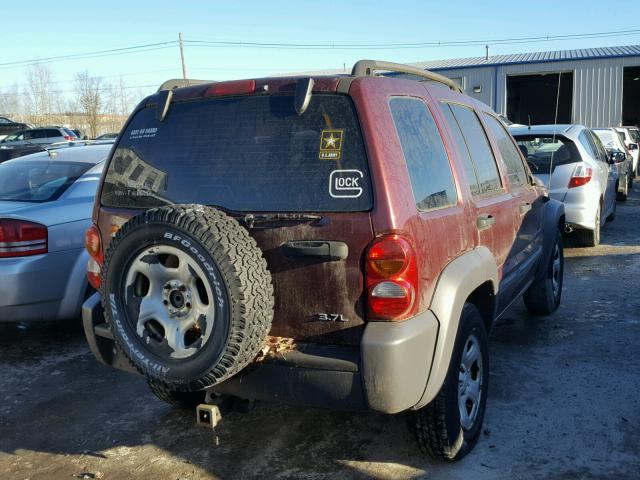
[622, 66, 640, 127]
[506, 72, 573, 125]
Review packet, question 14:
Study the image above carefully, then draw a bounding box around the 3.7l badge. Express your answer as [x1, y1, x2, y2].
[309, 313, 348, 323]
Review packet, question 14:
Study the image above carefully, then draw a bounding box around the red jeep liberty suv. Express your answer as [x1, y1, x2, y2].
[83, 60, 565, 460]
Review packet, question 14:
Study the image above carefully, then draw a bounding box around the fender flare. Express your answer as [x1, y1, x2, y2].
[415, 246, 499, 408]
[534, 198, 565, 281]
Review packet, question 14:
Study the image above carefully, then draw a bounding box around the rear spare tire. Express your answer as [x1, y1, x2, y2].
[102, 205, 274, 391]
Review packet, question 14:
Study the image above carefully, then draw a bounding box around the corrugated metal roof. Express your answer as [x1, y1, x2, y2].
[411, 45, 640, 71]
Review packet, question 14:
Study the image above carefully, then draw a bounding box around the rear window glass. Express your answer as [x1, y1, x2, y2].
[513, 135, 579, 174]
[101, 94, 372, 212]
[0, 160, 92, 202]
[629, 129, 640, 143]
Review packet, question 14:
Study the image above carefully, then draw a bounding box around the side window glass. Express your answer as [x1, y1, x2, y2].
[440, 103, 480, 196]
[579, 131, 597, 159]
[23, 131, 35, 140]
[389, 97, 457, 211]
[589, 131, 608, 163]
[448, 103, 503, 195]
[483, 114, 528, 187]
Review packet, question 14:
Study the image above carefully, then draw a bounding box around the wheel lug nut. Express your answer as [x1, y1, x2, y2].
[163, 300, 168, 305]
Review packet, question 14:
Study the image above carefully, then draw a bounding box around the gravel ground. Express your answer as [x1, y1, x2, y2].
[1, 189, 639, 480]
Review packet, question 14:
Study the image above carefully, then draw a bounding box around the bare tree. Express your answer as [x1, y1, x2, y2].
[0, 83, 21, 118]
[23, 64, 60, 125]
[74, 70, 108, 138]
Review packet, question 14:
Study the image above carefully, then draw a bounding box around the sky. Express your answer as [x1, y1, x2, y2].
[2, 0, 640, 100]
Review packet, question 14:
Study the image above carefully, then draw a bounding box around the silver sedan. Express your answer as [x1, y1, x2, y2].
[0, 143, 112, 322]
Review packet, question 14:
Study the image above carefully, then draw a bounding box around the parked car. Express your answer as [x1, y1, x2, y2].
[0, 127, 77, 148]
[0, 116, 33, 139]
[512, 125, 617, 246]
[614, 126, 640, 176]
[95, 132, 119, 140]
[593, 128, 632, 198]
[0, 144, 45, 164]
[0, 143, 112, 322]
[82, 60, 565, 461]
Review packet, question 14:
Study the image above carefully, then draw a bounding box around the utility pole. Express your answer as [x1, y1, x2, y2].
[178, 32, 188, 81]
[485, 45, 490, 61]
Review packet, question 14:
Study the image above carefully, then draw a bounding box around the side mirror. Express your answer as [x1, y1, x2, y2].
[608, 150, 626, 164]
[628, 143, 638, 151]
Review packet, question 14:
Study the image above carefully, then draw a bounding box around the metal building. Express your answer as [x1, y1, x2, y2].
[412, 45, 640, 128]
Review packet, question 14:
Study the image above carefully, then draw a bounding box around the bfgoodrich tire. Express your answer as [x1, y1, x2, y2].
[410, 303, 489, 461]
[102, 204, 274, 391]
[523, 229, 563, 315]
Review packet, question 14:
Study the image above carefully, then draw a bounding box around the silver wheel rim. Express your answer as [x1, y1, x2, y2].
[458, 334, 483, 430]
[551, 243, 562, 299]
[124, 245, 216, 359]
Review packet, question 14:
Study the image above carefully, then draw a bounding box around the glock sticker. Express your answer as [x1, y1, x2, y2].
[329, 169, 363, 198]
[319, 129, 344, 160]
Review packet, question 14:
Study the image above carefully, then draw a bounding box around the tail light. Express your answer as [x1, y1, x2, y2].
[63, 135, 74, 141]
[568, 164, 592, 188]
[365, 234, 419, 321]
[85, 223, 103, 289]
[0, 219, 47, 258]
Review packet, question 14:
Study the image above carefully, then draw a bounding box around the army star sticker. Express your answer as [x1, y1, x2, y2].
[324, 134, 338, 148]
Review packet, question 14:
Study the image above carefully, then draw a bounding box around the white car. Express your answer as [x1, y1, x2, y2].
[614, 126, 640, 176]
[511, 124, 618, 247]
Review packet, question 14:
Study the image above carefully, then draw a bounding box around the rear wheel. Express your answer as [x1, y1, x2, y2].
[410, 303, 489, 461]
[524, 229, 563, 314]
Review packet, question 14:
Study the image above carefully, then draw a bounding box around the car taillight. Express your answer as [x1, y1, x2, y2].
[63, 135, 73, 141]
[568, 165, 593, 188]
[365, 234, 419, 321]
[0, 219, 47, 258]
[85, 223, 103, 289]
[204, 79, 256, 97]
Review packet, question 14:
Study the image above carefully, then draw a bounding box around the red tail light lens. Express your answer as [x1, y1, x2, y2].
[85, 224, 103, 289]
[568, 165, 592, 188]
[205, 79, 256, 97]
[366, 234, 419, 321]
[0, 219, 47, 258]
[63, 135, 73, 141]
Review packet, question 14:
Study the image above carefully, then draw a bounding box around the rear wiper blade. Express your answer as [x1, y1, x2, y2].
[239, 213, 323, 228]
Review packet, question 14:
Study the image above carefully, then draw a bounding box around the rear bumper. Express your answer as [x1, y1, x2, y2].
[82, 293, 439, 413]
[0, 248, 85, 322]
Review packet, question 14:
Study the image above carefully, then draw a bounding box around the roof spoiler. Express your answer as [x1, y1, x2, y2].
[351, 60, 463, 93]
[157, 78, 215, 92]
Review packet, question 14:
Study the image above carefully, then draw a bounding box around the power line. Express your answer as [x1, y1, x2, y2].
[183, 28, 640, 50]
[0, 42, 178, 70]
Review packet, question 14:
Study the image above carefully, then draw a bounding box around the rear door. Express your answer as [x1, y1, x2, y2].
[100, 93, 376, 345]
[439, 102, 517, 312]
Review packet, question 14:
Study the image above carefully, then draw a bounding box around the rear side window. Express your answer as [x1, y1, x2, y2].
[483, 114, 528, 187]
[102, 94, 372, 212]
[440, 104, 481, 196]
[45, 129, 61, 137]
[389, 97, 457, 211]
[578, 131, 597, 159]
[513, 135, 579, 174]
[448, 104, 502, 195]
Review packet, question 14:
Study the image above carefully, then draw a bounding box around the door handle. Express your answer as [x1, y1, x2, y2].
[519, 202, 532, 215]
[282, 240, 348, 261]
[476, 214, 495, 231]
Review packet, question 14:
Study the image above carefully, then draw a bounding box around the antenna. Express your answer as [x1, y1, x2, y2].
[547, 72, 563, 190]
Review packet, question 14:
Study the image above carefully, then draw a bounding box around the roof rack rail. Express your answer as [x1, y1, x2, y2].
[351, 60, 463, 93]
[157, 78, 215, 92]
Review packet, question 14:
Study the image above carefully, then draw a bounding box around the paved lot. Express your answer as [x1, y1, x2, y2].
[1, 190, 639, 480]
